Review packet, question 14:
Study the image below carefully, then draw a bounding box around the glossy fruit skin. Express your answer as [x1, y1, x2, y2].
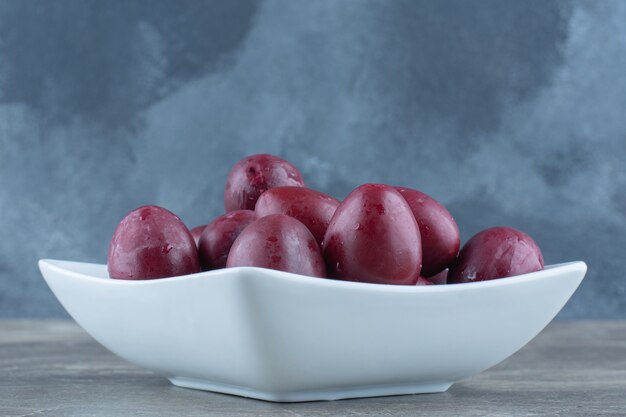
[224, 154, 305, 212]
[198, 210, 257, 270]
[108, 205, 200, 280]
[255, 186, 340, 246]
[448, 227, 544, 283]
[322, 184, 422, 285]
[226, 214, 326, 278]
[190, 225, 206, 247]
[395, 187, 460, 277]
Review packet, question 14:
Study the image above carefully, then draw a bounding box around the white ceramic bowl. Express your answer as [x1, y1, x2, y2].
[39, 259, 586, 402]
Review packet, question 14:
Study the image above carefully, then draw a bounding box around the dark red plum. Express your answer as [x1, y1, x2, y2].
[322, 184, 422, 285]
[224, 154, 305, 212]
[395, 187, 460, 277]
[226, 214, 326, 278]
[198, 210, 257, 270]
[108, 205, 200, 280]
[448, 227, 544, 283]
[255, 186, 340, 246]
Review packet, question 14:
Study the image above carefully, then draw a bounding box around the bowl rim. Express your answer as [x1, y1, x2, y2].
[39, 258, 587, 294]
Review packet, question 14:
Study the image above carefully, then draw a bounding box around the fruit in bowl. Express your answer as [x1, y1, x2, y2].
[224, 154, 305, 212]
[322, 184, 422, 285]
[198, 210, 257, 271]
[107, 205, 200, 280]
[107, 153, 545, 285]
[255, 186, 339, 246]
[40, 152, 587, 403]
[448, 227, 544, 284]
[395, 187, 460, 278]
[226, 213, 326, 278]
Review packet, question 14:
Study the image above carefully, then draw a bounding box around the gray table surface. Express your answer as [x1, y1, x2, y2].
[1, 320, 625, 417]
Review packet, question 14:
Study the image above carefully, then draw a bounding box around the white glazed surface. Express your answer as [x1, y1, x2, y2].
[39, 259, 586, 402]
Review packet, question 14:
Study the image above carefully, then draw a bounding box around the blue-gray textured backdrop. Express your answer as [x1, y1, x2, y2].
[0, 0, 624, 318]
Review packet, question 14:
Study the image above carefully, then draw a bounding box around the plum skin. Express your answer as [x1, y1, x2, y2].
[255, 186, 340, 246]
[108, 205, 200, 280]
[190, 224, 206, 247]
[198, 210, 257, 270]
[224, 154, 305, 212]
[226, 214, 326, 278]
[395, 187, 460, 277]
[322, 184, 422, 285]
[448, 226, 544, 283]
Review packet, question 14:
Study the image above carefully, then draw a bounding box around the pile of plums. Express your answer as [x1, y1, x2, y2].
[108, 154, 544, 285]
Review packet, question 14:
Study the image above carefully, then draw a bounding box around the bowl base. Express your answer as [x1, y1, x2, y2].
[168, 376, 452, 402]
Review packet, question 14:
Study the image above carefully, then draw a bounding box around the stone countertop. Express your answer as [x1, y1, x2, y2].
[1, 320, 625, 416]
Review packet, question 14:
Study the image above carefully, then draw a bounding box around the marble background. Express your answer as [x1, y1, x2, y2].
[0, 0, 624, 317]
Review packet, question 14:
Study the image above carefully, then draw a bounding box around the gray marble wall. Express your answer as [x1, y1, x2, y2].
[0, 0, 624, 318]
